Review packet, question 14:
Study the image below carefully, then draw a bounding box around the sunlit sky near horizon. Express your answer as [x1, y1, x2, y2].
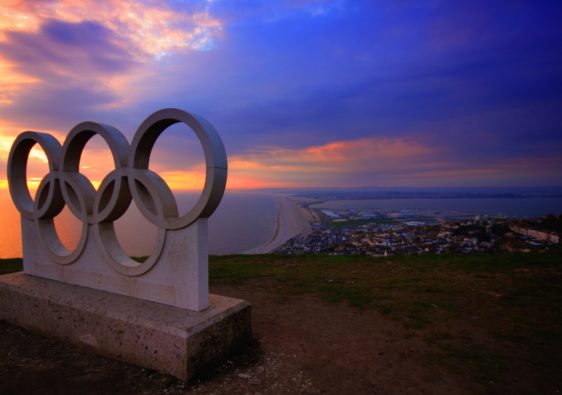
[0, 0, 561, 191]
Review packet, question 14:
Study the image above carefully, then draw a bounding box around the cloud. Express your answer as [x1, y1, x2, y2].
[0, 58, 38, 105]
[0, 0, 223, 57]
[0, 19, 137, 80]
[0, 1, 561, 192]
[228, 136, 436, 188]
[227, 136, 562, 188]
[1, 129, 561, 195]
[0, 0, 224, 118]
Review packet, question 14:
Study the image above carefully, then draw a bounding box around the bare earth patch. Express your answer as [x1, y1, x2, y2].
[1, 251, 561, 394]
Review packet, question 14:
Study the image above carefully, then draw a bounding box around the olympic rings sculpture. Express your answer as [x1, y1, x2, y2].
[7, 108, 227, 276]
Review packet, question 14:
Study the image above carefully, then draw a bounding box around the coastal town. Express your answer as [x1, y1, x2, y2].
[276, 205, 562, 256]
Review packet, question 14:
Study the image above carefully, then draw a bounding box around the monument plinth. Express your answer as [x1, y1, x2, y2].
[0, 108, 251, 380]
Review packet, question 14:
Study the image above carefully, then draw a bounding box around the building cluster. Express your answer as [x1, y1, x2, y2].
[276, 211, 561, 256]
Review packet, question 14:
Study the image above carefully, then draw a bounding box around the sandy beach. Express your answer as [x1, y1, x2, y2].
[246, 195, 317, 254]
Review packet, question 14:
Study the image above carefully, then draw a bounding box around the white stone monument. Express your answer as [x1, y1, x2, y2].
[0, 109, 251, 380]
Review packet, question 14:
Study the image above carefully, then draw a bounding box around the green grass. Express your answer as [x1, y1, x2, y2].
[209, 249, 562, 391]
[3, 249, 561, 391]
[4, 251, 561, 323]
[209, 250, 562, 331]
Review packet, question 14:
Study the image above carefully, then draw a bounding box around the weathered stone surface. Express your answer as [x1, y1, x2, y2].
[7, 109, 229, 311]
[4, 109, 252, 379]
[21, 217, 211, 311]
[0, 272, 251, 381]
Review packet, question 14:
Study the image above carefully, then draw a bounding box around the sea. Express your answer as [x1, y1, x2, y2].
[0, 191, 561, 259]
[309, 197, 562, 219]
[0, 191, 278, 259]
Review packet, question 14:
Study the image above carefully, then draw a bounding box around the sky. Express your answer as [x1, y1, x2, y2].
[0, 0, 561, 192]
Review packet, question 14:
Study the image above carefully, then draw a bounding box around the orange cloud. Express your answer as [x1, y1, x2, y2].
[157, 170, 205, 192]
[0, 59, 38, 105]
[0, 1, 222, 58]
[226, 136, 562, 188]
[1, 134, 434, 192]
[2, 132, 561, 195]
[223, 136, 437, 188]
[0, 1, 223, 109]
[230, 136, 434, 174]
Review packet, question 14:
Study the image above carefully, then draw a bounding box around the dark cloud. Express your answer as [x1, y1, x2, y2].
[154, 0, 562, 169]
[0, 84, 119, 132]
[0, 18, 142, 130]
[0, 19, 138, 79]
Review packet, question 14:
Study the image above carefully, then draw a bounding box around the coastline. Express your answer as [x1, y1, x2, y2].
[246, 195, 316, 254]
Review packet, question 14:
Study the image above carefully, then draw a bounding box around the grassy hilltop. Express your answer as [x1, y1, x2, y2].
[1, 250, 561, 393]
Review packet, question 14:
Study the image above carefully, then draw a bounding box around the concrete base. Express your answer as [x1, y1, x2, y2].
[0, 272, 251, 381]
[21, 217, 213, 311]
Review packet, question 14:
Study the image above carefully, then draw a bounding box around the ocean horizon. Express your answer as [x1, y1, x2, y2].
[0, 190, 280, 259]
[1, 189, 561, 259]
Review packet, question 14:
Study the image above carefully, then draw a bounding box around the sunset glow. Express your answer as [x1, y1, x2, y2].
[0, 0, 560, 192]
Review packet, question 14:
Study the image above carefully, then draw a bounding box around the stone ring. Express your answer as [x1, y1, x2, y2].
[7, 108, 227, 275]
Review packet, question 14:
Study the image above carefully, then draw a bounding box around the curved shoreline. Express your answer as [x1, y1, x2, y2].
[246, 195, 313, 254]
